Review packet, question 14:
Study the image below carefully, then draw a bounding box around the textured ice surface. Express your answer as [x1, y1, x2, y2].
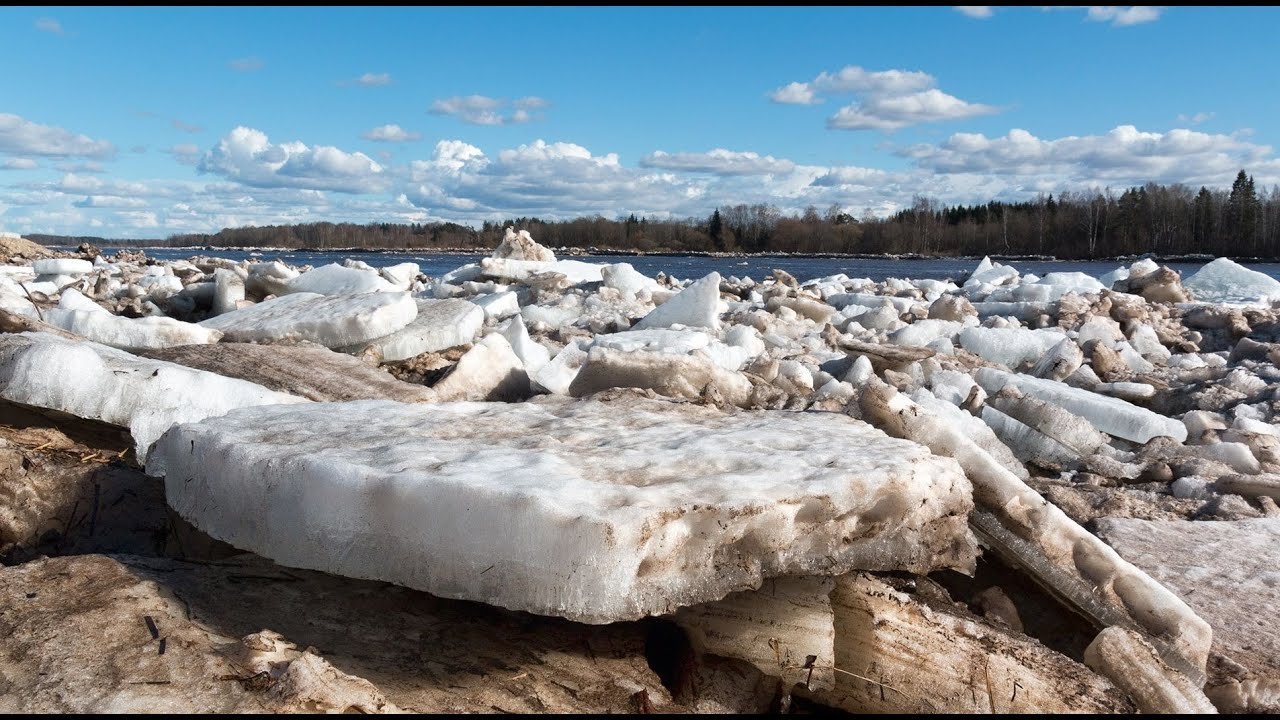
[592, 328, 712, 355]
[569, 346, 754, 405]
[976, 367, 1188, 443]
[676, 577, 836, 691]
[46, 290, 221, 350]
[491, 227, 555, 261]
[1084, 627, 1218, 714]
[478, 257, 604, 285]
[601, 263, 660, 299]
[531, 339, 590, 395]
[200, 291, 417, 348]
[211, 268, 245, 316]
[142, 342, 436, 404]
[470, 290, 520, 320]
[888, 319, 963, 347]
[285, 263, 398, 295]
[32, 258, 93, 276]
[1184, 257, 1280, 305]
[499, 317, 550, 376]
[958, 327, 1067, 370]
[379, 262, 419, 290]
[430, 333, 528, 402]
[632, 272, 721, 331]
[970, 300, 1054, 321]
[1097, 518, 1280, 711]
[151, 395, 976, 623]
[340, 299, 482, 362]
[0, 332, 305, 463]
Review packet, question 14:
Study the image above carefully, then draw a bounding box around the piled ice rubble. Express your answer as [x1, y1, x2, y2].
[8, 231, 1280, 712]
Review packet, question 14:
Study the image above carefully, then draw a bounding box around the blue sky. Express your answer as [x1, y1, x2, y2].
[2, 6, 1278, 238]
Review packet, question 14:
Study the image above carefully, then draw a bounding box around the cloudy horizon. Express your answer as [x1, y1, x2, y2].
[2, 6, 1278, 239]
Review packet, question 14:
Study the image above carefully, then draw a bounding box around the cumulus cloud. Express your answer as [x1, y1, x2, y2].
[35, 17, 64, 34]
[0, 113, 115, 159]
[899, 124, 1274, 187]
[1, 158, 38, 170]
[407, 138, 697, 217]
[768, 82, 822, 105]
[954, 6, 994, 18]
[640, 149, 797, 176]
[172, 119, 204, 133]
[769, 65, 997, 131]
[1085, 6, 1163, 26]
[429, 95, 548, 125]
[828, 89, 998, 131]
[810, 66, 934, 96]
[197, 127, 388, 193]
[362, 124, 421, 142]
[229, 56, 264, 72]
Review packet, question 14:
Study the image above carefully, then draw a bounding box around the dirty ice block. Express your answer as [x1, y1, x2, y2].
[151, 395, 977, 624]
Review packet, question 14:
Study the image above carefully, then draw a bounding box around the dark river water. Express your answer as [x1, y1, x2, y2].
[84, 247, 1280, 284]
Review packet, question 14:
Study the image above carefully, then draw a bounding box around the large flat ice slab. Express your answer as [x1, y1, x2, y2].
[0, 332, 306, 463]
[151, 394, 976, 623]
[199, 291, 417, 348]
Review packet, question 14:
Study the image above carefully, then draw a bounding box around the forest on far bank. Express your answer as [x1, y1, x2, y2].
[32, 171, 1280, 260]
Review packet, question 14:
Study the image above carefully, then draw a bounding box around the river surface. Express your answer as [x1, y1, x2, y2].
[78, 247, 1280, 284]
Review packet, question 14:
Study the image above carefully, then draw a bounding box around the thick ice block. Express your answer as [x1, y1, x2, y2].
[151, 395, 976, 623]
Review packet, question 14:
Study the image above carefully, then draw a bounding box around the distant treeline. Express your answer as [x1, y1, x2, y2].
[36, 170, 1280, 260]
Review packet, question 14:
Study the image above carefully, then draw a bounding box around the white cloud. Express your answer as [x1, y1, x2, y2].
[1, 158, 38, 170]
[954, 6, 994, 18]
[828, 89, 998, 131]
[811, 66, 934, 96]
[35, 17, 64, 34]
[0, 113, 116, 159]
[1176, 111, 1215, 125]
[640, 149, 797, 175]
[768, 82, 822, 105]
[172, 119, 204, 133]
[229, 56, 264, 72]
[362, 124, 422, 142]
[198, 127, 388, 193]
[1085, 6, 1163, 26]
[769, 65, 996, 131]
[73, 195, 149, 209]
[429, 95, 548, 125]
[407, 139, 697, 218]
[900, 124, 1275, 187]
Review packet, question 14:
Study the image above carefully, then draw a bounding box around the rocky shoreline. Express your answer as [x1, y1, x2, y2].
[1, 227, 1278, 713]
